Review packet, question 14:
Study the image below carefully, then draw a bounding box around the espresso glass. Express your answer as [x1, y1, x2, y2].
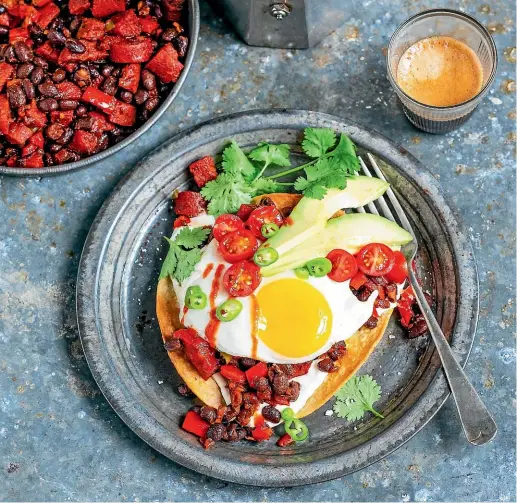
[387, 9, 498, 133]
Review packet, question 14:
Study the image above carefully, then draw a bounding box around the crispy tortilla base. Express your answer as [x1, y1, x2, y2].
[156, 192, 392, 415]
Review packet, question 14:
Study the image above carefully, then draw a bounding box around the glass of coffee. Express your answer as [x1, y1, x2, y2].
[387, 9, 497, 133]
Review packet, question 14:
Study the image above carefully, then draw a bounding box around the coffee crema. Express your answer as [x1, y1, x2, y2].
[396, 36, 484, 107]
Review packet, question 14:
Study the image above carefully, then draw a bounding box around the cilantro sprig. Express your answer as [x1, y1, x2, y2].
[333, 375, 384, 421]
[159, 227, 210, 284]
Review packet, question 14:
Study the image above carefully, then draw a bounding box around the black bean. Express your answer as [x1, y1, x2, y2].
[59, 99, 79, 111]
[199, 406, 217, 424]
[52, 68, 67, 83]
[162, 25, 182, 41]
[7, 83, 26, 107]
[101, 76, 117, 95]
[75, 104, 87, 117]
[65, 38, 86, 54]
[141, 69, 156, 90]
[110, 126, 122, 136]
[364, 316, 378, 329]
[45, 124, 66, 141]
[262, 405, 281, 423]
[177, 383, 192, 397]
[154, 4, 162, 18]
[55, 127, 73, 145]
[101, 65, 114, 77]
[4, 45, 17, 63]
[14, 41, 32, 62]
[48, 143, 62, 153]
[190, 405, 202, 414]
[206, 423, 226, 441]
[45, 152, 54, 165]
[408, 316, 428, 339]
[70, 17, 82, 33]
[386, 283, 397, 302]
[95, 133, 109, 152]
[111, 67, 121, 77]
[16, 63, 34, 79]
[0, 26, 8, 39]
[175, 35, 189, 58]
[253, 376, 270, 392]
[49, 18, 64, 31]
[317, 358, 336, 373]
[272, 374, 289, 394]
[38, 98, 58, 112]
[32, 56, 48, 69]
[134, 88, 148, 105]
[89, 66, 101, 79]
[30, 66, 45, 85]
[38, 81, 59, 98]
[356, 286, 373, 302]
[28, 24, 44, 43]
[22, 79, 35, 100]
[239, 357, 257, 369]
[119, 90, 133, 103]
[374, 298, 390, 309]
[144, 96, 159, 112]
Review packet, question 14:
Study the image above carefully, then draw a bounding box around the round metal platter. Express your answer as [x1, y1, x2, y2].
[76, 110, 479, 487]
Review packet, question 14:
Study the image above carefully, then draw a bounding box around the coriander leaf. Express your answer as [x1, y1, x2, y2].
[248, 142, 291, 168]
[201, 172, 253, 216]
[329, 134, 360, 174]
[222, 140, 256, 181]
[174, 227, 210, 249]
[249, 178, 283, 196]
[293, 157, 348, 199]
[302, 128, 336, 158]
[333, 375, 384, 421]
[159, 239, 178, 281]
[174, 247, 203, 284]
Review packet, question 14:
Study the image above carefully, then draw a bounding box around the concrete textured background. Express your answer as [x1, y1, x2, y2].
[0, 0, 515, 501]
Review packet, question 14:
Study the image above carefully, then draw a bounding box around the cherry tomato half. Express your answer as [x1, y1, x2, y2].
[246, 206, 283, 239]
[223, 260, 261, 297]
[356, 243, 395, 277]
[385, 251, 409, 284]
[213, 214, 244, 242]
[218, 229, 259, 264]
[326, 249, 358, 282]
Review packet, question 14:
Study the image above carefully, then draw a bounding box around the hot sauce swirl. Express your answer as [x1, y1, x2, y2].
[205, 264, 225, 347]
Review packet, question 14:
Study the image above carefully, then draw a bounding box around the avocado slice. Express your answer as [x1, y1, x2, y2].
[260, 213, 413, 277]
[265, 176, 390, 256]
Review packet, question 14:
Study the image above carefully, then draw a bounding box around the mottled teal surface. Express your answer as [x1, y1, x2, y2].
[0, 0, 515, 501]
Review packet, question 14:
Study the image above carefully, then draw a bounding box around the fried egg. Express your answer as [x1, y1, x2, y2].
[173, 237, 383, 364]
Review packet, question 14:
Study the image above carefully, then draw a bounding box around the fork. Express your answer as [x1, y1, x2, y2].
[357, 153, 497, 446]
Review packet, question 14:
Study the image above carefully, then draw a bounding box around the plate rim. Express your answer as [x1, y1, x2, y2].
[76, 109, 479, 486]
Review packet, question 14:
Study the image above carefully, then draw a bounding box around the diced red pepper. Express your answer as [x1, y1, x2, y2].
[139, 15, 159, 34]
[35, 2, 60, 28]
[9, 27, 30, 44]
[175, 328, 220, 380]
[0, 63, 14, 92]
[6, 156, 18, 167]
[111, 9, 141, 37]
[220, 364, 247, 384]
[174, 191, 207, 218]
[91, 0, 125, 18]
[189, 156, 217, 188]
[88, 111, 115, 132]
[350, 271, 368, 290]
[0, 13, 10, 26]
[24, 100, 48, 128]
[21, 142, 38, 157]
[68, 0, 90, 15]
[20, 5, 39, 27]
[110, 36, 153, 63]
[272, 394, 290, 406]
[82, 86, 117, 112]
[6, 122, 33, 145]
[77, 18, 106, 40]
[58, 40, 108, 64]
[55, 81, 82, 100]
[288, 362, 312, 378]
[35, 41, 60, 63]
[32, 0, 52, 7]
[69, 129, 98, 155]
[252, 426, 273, 442]
[53, 148, 74, 164]
[182, 410, 209, 438]
[118, 63, 140, 93]
[146, 43, 183, 84]
[173, 215, 190, 228]
[21, 152, 44, 168]
[162, 0, 185, 22]
[29, 130, 44, 148]
[245, 362, 268, 388]
[276, 433, 294, 447]
[109, 100, 136, 126]
[236, 204, 258, 221]
[0, 94, 12, 135]
[97, 34, 118, 51]
[50, 110, 75, 127]
[397, 286, 415, 328]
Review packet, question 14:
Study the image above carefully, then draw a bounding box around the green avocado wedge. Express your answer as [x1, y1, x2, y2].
[260, 213, 413, 277]
[265, 176, 390, 257]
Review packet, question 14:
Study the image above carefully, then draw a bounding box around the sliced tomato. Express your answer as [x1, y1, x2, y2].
[356, 243, 395, 277]
[385, 250, 408, 284]
[213, 214, 244, 242]
[246, 206, 283, 239]
[326, 249, 358, 282]
[223, 260, 261, 296]
[218, 229, 259, 264]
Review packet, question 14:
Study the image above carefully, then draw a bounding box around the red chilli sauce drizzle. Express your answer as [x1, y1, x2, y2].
[205, 264, 225, 347]
[202, 263, 214, 278]
[180, 305, 188, 325]
[250, 294, 260, 360]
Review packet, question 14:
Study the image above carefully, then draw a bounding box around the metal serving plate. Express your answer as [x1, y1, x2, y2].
[76, 110, 478, 486]
[0, 0, 199, 177]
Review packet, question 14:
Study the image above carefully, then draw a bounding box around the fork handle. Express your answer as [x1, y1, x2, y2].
[408, 269, 497, 445]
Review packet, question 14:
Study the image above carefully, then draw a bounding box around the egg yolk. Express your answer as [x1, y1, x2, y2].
[256, 278, 333, 358]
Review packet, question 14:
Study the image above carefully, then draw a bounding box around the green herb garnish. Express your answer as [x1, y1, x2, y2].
[333, 374, 384, 421]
